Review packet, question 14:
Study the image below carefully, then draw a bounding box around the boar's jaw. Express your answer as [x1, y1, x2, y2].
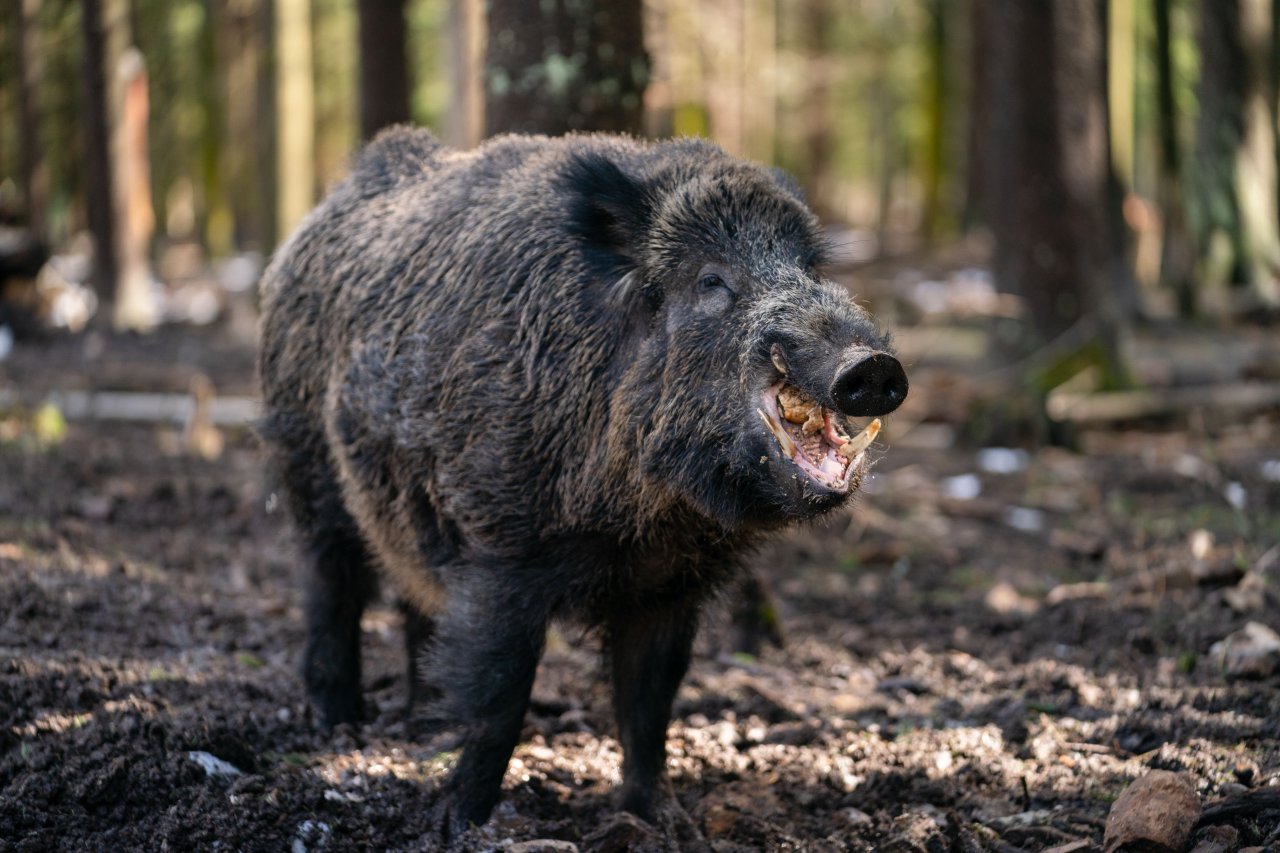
[756, 380, 880, 493]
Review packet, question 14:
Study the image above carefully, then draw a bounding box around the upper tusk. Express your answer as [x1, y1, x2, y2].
[770, 344, 787, 376]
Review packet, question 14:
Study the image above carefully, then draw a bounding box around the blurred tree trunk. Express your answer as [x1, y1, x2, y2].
[1107, 0, 1135, 191]
[275, 0, 314, 238]
[257, 0, 278, 251]
[199, 0, 231, 257]
[800, 0, 834, 217]
[1154, 0, 1196, 315]
[14, 0, 48, 242]
[446, 0, 484, 148]
[224, 0, 270, 251]
[82, 0, 123, 303]
[871, 2, 899, 249]
[357, 0, 410, 141]
[964, 0, 992, 231]
[975, 0, 1125, 380]
[484, 0, 648, 136]
[1192, 0, 1248, 290]
[920, 0, 947, 242]
[113, 48, 157, 331]
[1237, 0, 1279, 302]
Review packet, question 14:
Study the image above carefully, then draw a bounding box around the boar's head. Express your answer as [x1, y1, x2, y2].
[565, 140, 907, 533]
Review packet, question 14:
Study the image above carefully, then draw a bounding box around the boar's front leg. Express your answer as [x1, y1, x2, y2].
[431, 582, 547, 835]
[608, 599, 701, 820]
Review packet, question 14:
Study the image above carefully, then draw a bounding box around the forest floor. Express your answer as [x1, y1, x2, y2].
[1, 309, 1279, 852]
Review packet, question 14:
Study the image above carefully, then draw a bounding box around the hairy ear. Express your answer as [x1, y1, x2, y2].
[563, 152, 654, 273]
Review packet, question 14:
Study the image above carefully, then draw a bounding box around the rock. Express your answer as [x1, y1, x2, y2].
[186, 750, 243, 778]
[840, 807, 873, 827]
[1209, 622, 1280, 679]
[1188, 824, 1239, 853]
[1103, 770, 1200, 853]
[882, 806, 951, 853]
[582, 812, 658, 853]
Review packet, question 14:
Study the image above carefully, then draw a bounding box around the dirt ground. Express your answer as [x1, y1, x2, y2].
[2, 317, 1279, 852]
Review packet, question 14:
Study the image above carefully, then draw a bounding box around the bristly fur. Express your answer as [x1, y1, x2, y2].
[258, 127, 896, 837]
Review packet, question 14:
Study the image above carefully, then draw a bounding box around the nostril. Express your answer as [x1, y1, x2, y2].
[832, 353, 908, 417]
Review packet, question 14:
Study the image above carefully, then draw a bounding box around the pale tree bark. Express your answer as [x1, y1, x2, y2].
[113, 48, 158, 331]
[446, 0, 485, 148]
[1237, 0, 1280, 302]
[275, 0, 315, 238]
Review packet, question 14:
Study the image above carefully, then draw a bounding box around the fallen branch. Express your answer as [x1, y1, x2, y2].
[1047, 381, 1280, 424]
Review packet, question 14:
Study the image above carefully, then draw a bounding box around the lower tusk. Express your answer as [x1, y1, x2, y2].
[758, 408, 798, 458]
[838, 418, 882, 459]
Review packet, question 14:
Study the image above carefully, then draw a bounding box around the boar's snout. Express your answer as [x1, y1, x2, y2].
[831, 351, 908, 417]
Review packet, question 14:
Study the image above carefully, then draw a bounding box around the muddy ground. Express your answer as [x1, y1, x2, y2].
[1, 317, 1279, 852]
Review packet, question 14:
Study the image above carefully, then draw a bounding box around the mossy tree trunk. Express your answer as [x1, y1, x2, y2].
[484, 0, 648, 136]
[974, 0, 1127, 386]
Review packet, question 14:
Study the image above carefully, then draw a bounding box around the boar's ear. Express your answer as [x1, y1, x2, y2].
[771, 167, 806, 203]
[564, 152, 655, 274]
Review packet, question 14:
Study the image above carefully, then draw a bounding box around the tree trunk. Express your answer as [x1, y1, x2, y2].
[446, 0, 485, 148]
[800, 0, 834, 218]
[275, 0, 315, 238]
[82, 0, 121, 303]
[1154, 0, 1196, 315]
[357, 0, 410, 141]
[224, 0, 270, 250]
[113, 48, 158, 331]
[977, 0, 1122, 368]
[920, 0, 947, 242]
[14, 0, 48, 242]
[1237, 0, 1280, 302]
[199, 0, 231, 257]
[484, 0, 648, 136]
[257, 0, 278, 251]
[1192, 0, 1248, 291]
[964, 0, 992, 231]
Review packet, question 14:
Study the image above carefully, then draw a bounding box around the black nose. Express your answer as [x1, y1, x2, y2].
[831, 352, 908, 417]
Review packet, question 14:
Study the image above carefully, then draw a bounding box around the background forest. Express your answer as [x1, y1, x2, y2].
[2, 2, 1280, 852]
[3, 0, 1278, 351]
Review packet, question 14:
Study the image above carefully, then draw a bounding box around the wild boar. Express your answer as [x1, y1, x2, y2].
[257, 128, 907, 834]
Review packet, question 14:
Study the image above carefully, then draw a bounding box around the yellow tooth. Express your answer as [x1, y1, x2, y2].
[770, 344, 787, 375]
[838, 418, 882, 458]
[757, 408, 798, 458]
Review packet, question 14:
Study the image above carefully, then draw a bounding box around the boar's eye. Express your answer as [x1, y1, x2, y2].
[695, 270, 736, 315]
[698, 272, 729, 293]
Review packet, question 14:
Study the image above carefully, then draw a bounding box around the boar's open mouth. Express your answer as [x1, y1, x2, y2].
[757, 381, 881, 493]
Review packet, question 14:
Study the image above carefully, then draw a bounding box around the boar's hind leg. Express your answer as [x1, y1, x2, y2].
[431, 587, 546, 834]
[609, 600, 701, 820]
[269, 421, 376, 729]
[301, 523, 375, 728]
